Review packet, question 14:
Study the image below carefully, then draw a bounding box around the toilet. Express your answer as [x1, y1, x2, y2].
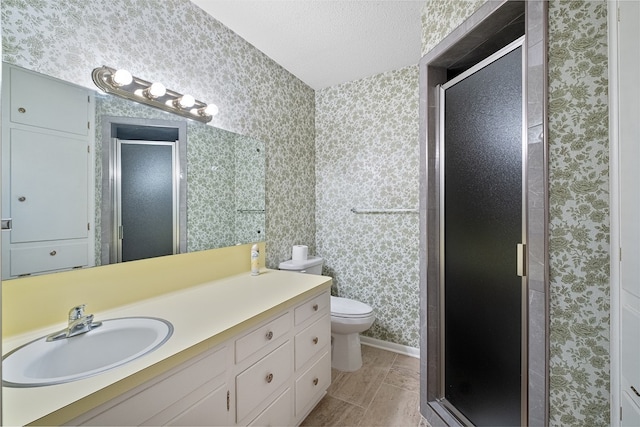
[278, 256, 375, 372]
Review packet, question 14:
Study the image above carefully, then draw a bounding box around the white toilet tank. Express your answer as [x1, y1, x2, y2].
[278, 256, 324, 275]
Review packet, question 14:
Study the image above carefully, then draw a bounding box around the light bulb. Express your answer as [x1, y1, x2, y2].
[176, 94, 195, 109]
[112, 69, 133, 86]
[144, 82, 166, 99]
[202, 103, 219, 116]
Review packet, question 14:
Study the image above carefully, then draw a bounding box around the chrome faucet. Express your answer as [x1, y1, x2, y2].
[46, 304, 103, 342]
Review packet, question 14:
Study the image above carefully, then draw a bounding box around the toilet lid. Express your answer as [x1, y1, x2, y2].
[331, 296, 373, 318]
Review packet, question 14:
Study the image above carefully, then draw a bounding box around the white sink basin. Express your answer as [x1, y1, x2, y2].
[3, 317, 173, 387]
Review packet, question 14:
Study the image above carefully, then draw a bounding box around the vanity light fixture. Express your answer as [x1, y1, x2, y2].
[92, 65, 218, 123]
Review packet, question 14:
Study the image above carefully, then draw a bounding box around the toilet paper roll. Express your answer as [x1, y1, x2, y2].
[292, 245, 308, 261]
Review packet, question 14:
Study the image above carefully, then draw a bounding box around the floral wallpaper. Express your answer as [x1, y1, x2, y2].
[547, 0, 610, 425]
[421, 0, 611, 425]
[1, 0, 315, 269]
[421, 0, 485, 56]
[316, 66, 420, 347]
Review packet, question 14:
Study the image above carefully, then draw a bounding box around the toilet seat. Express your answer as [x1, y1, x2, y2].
[330, 296, 373, 319]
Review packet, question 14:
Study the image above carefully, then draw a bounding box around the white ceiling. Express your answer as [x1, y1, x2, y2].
[190, 0, 425, 90]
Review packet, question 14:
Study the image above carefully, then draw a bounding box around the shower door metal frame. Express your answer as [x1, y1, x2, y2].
[437, 36, 527, 426]
[113, 139, 180, 263]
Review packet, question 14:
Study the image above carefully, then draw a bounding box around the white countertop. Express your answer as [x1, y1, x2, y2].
[2, 269, 332, 426]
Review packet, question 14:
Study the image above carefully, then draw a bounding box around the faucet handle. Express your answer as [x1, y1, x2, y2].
[68, 304, 86, 321]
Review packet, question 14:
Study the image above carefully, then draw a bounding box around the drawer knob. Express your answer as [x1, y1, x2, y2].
[312, 304, 319, 311]
[18, 196, 26, 202]
[266, 373, 274, 383]
[632, 385, 640, 397]
[18, 107, 26, 113]
[50, 250, 57, 256]
[313, 377, 319, 386]
[266, 331, 274, 340]
[313, 337, 319, 345]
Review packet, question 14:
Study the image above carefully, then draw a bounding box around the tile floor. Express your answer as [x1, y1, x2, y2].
[301, 345, 428, 427]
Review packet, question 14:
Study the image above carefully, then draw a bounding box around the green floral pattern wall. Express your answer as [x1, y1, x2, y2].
[548, 1, 610, 425]
[315, 66, 420, 347]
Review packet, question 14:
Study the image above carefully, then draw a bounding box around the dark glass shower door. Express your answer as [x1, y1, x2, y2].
[441, 43, 524, 426]
[119, 141, 176, 262]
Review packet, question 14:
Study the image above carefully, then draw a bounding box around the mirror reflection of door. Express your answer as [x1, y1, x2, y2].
[114, 139, 179, 263]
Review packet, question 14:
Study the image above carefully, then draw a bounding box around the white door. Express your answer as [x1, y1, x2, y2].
[617, 1, 640, 425]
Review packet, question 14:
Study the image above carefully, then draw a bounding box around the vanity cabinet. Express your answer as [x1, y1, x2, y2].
[66, 289, 331, 426]
[1, 63, 94, 279]
[74, 345, 232, 426]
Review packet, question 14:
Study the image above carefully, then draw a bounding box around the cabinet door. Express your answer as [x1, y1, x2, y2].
[82, 346, 228, 426]
[10, 128, 88, 243]
[9, 65, 90, 136]
[622, 391, 640, 427]
[166, 383, 229, 426]
[622, 303, 640, 408]
[248, 388, 293, 427]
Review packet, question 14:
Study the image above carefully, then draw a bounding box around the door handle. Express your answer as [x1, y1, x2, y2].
[517, 243, 526, 277]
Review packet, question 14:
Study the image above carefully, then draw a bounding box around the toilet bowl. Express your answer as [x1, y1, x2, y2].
[278, 256, 375, 372]
[330, 296, 375, 372]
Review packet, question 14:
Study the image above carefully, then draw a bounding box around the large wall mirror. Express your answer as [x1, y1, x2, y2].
[1, 62, 265, 280]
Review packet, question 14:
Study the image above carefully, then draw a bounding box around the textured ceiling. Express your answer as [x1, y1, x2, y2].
[190, 0, 425, 90]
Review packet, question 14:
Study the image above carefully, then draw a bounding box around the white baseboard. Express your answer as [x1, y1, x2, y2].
[360, 336, 420, 358]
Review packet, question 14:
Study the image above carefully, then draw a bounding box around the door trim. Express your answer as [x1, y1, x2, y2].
[100, 116, 187, 265]
[608, 1, 621, 425]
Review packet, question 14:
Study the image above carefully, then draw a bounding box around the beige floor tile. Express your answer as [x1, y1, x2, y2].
[359, 384, 421, 427]
[332, 367, 345, 383]
[384, 354, 420, 393]
[300, 395, 365, 426]
[328, 346, 397, 408]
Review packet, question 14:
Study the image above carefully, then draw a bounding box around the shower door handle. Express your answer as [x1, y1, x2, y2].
[517, 243, 526, 277]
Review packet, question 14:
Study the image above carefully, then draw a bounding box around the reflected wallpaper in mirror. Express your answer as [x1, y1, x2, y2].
[95, 92, 265, 264]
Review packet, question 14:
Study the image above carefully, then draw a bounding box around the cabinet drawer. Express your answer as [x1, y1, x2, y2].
[295, 292, 329, 326]
[10, 240, 88, 276]
[295, 313, 330, 371]
[248, 387, 293, 427]
[236, 341, 293, 423]
[295, 350, 331, 416]
[236, 312, 290, 364]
